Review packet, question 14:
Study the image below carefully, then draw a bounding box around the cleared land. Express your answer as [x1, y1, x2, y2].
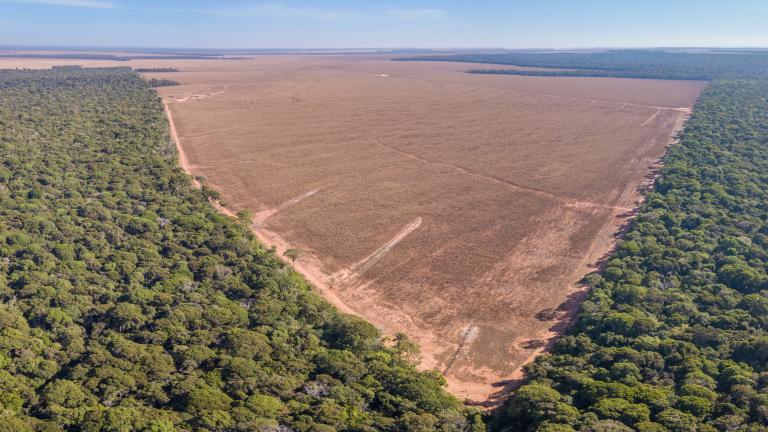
[0, 54, 705, 403]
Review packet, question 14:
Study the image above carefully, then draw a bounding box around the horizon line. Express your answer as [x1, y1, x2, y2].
[2, 44, 768, 52]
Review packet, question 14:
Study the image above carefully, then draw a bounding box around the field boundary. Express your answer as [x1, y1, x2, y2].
[163, 100, 363, 318]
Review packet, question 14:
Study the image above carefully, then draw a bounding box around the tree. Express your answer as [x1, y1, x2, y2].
[236, 210, 253, 226]
[500, 384, 579, 430]
[395, 332, 421, 364]
[283, 248, 302, 264]
[655, 409, 698, 432]
[591, 398, 650, 426]
[718, 263, 765, 293]
[397, 412, 438, 432]
[492, 77, 768, 430]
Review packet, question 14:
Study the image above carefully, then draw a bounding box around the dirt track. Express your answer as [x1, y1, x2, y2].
[164, 98, 361, 317]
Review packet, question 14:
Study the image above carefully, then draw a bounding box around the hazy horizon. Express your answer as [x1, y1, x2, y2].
[1, 0, 767, 49]
[3, 45, 768, 52]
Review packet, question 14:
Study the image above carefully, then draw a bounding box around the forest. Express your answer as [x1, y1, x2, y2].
[0, 54, 227, 61]
[396, 50, 768, 80]
[135, 69, 180, 73]
[146, 78, 180, 87]
[0, 67, 483, 431]
[2, 50, 768, 431]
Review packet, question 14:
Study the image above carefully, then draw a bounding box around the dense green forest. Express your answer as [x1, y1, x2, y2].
[488, 79, 768, 430]
[396, 50, 768, 80]
[0, 67, 484, 431]
[146, 78, 180, 87]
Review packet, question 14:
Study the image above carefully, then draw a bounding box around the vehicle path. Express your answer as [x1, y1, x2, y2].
[378, 142, 634, 213]
[164, 100, 362, 318]
[330, 217, 423, 286]
[443, 324, 479, 375]
[252, 187, 323, 225]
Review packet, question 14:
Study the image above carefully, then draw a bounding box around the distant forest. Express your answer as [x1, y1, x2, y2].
[135, 68, 179, 73]
[147, 78, 180, 87]
[0, 53, 239, 61]
[396, 50, 768, 80]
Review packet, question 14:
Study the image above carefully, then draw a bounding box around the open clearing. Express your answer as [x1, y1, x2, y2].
[0, 54, 705, 403]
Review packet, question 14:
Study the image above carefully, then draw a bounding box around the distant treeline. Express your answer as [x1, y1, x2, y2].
[467, 68, 714, 80]
[396, 50, 768, 80]
[0, 53, 243, 61]
[0, 53, 126, 60]
[146, 78, 180, 87]
[134, 67, 179, 73]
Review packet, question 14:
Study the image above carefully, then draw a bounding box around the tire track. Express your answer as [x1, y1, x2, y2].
[330, 217, 423, 286]
[641, 108, 661, 127]
[443, 324, 479, 375]
[379, 143, 633, 213]
[252, 187, 323, 225]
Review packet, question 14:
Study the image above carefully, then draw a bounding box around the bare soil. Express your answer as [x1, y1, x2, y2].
[0, 54, 705, 403]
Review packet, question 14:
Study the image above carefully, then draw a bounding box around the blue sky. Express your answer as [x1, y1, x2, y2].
[0, 0, 767, 49]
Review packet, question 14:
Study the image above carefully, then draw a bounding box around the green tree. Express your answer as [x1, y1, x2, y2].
[283, 248, 302, 264]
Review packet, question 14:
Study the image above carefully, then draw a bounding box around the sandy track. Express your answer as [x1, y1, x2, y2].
[444, 324, 480, 375]
[164, 102, 195, 184]
[330, 217, 423, 286]
[641, 109, 662, 127]
[253, 188, 323, 225]
[172, 90, 227, 103]
[165, 100, 362, 318]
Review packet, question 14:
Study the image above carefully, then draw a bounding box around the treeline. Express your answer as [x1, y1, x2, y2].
[0, 67, 484, 431]
[467, 68, 714, 80]
[0, 54, 230, 61]
[0, 53, 125, 61]
[396, 50, 768, 80]
[488, 79, 768, 431]
[147, 78, 180, 87]
[135, 68, 179, 73]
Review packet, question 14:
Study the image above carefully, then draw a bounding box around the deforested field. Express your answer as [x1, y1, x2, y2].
[154, 55, 705, 403]
[0, 54, 705, 402]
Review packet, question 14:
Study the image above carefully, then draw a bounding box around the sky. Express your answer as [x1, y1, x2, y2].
[0, 0, 767, 49]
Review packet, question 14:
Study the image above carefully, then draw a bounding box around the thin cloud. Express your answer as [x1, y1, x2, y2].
[201, 3, 448, 22]
[384, 8, 448, 21]
[0, 0, 114, 8]
[207, 2, 356, 21]
[0, 1, 450, 22]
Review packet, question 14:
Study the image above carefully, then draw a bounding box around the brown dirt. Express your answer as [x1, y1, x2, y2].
[1, 53, 705, 404]
[164, 98, 358, 316]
